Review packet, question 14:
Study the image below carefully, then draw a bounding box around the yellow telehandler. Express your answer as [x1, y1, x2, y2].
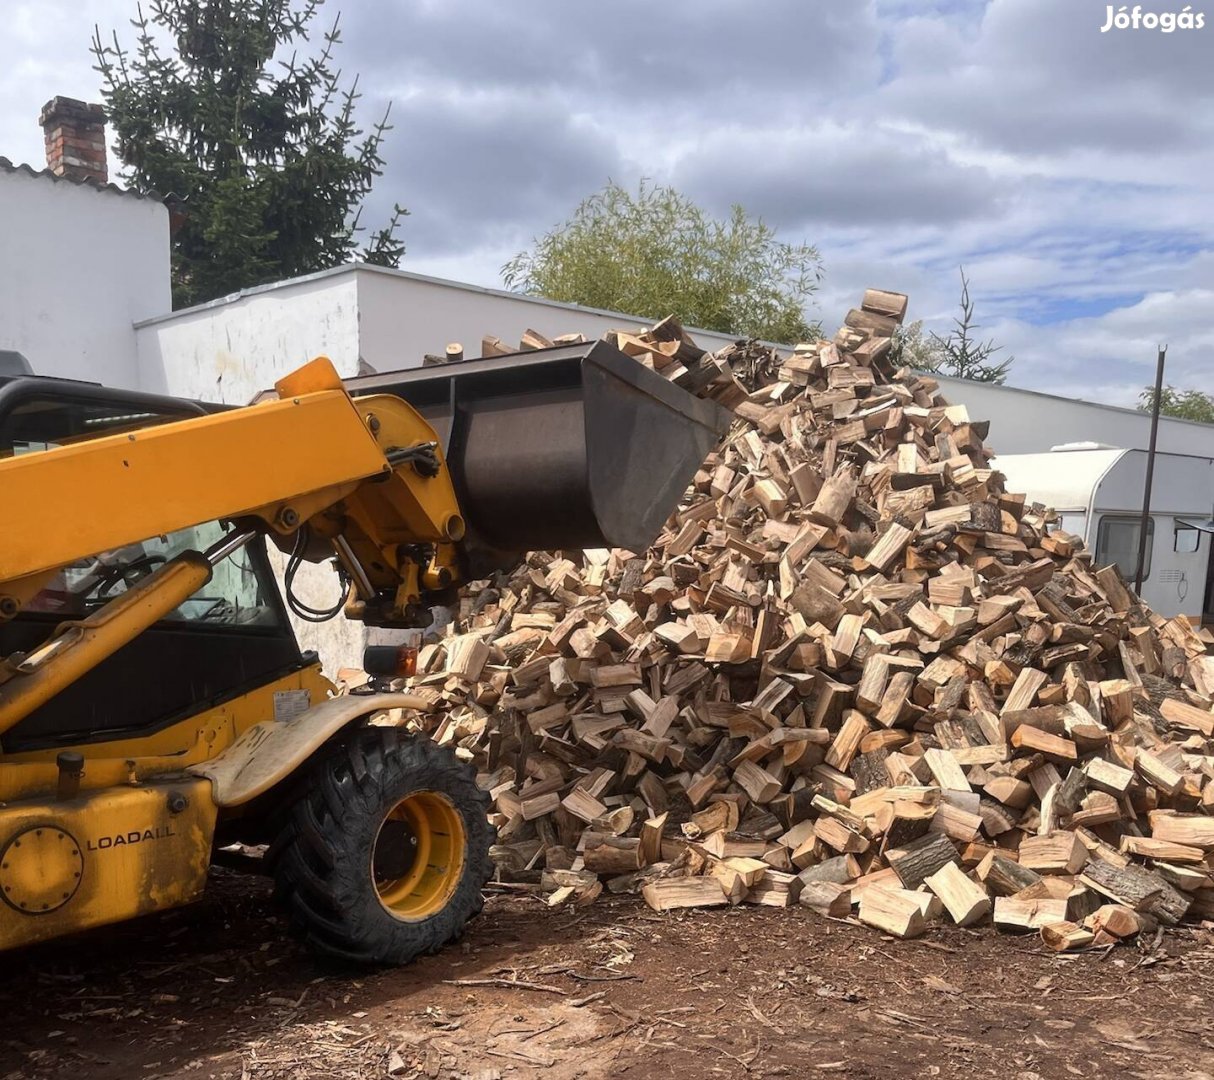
[0, 341, 727, 963]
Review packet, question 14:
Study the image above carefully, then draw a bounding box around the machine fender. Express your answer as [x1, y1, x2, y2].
[188, 693, 432, 807]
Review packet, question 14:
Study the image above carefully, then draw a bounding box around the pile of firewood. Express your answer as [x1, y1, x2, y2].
[388, 289, 1214, 950]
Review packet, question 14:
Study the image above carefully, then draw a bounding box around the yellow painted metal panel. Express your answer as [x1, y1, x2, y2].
[348, 396, 466, 545]
[0, 778, 216, 951]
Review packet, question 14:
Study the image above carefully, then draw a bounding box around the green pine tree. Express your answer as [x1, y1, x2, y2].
[93, 0, 406, 307]
[930, 268, 1013, 384]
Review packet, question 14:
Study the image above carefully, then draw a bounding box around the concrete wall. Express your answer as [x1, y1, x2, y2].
[138, 264, 747, 405]
[137, 273, 362, 403]
[933, 373, 1214, 458]
[0, 169, 170, 388]
[353, 265, 744, 372]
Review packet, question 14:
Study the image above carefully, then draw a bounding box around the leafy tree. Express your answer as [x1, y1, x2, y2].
[1138, 385, 1214, 424]
[503, 180, 822, 343]
[929, 268, 1013, 383]
[93, 0, 406, 307]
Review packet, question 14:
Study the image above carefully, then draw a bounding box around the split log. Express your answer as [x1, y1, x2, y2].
[924, 862, 992, 927]
[583, 835, 643, 875]
[1079, 858, 1190, 925]
[886, 832, 959, 890]
[798, 880, 852, 917]
[1149, 811, 1214, 850]
[977, 853, 1043, 897]
[1039, 921, 1095, 952]
[642, 877, 730, 912]
[1019, 832, 1087, 876]
[745, 869, 800, 907]
[857, 888, 927, 940]
[993, 896, 1070, 931]
[1084, 903, 1143, 939]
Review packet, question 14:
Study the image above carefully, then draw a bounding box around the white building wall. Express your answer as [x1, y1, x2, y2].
[0, 168, 170, 388]
[353, 265, 743, 371]
[137, 264, 747, 405]
[137, 273, 362, 403]
[934, 374, 1214, 458]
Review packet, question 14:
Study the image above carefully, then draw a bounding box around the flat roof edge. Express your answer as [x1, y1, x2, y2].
[932, 372, 1214, 433]
[133, 262, 758, 344]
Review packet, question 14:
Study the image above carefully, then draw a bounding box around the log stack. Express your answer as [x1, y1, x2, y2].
[386, 289, 1214, 947]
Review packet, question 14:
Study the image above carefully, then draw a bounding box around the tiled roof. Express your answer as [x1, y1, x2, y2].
[0, 156, 162, 202]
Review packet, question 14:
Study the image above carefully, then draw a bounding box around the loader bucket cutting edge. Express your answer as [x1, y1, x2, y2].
[345, 340, 733, 553]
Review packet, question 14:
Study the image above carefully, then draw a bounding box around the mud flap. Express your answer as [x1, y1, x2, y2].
[189, 693, 432, 807]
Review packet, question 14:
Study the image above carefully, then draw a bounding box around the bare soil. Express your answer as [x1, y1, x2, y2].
[3, 869, 1214, 1080]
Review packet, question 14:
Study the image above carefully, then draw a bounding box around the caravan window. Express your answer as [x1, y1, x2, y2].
[1096, 515, 1153, 580]
[1175, 524, 1201, 554]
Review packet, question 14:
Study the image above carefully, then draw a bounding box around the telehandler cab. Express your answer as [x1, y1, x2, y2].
[0, 341, 728, 963]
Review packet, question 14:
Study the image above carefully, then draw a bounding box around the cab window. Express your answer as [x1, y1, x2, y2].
[3, 390, 279, 629]
[25, 520, 280, 628]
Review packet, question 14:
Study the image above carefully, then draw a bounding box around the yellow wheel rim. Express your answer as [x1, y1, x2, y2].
[372, 792, 466, 921]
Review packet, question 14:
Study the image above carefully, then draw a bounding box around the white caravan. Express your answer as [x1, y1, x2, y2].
[994, 446, 1214, 623]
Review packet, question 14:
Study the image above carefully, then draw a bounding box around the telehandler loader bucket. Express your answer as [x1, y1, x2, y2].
[345, 340, 733, 554]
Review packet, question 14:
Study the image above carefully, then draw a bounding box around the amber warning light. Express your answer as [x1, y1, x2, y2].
[362, 644, 419, 679]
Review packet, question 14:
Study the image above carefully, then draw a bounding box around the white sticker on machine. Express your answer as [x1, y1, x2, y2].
[273, 689, 312, 723]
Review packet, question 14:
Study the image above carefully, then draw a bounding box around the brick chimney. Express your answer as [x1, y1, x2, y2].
[39, 97, 107, 184]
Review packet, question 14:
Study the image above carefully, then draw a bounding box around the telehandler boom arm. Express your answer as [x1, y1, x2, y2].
[0, 356, 465, 617]
[0, 356, 467, 737]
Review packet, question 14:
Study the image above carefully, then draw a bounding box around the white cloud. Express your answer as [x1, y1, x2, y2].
[0, 0, 1210, 406]
[0, 2, 130, 169]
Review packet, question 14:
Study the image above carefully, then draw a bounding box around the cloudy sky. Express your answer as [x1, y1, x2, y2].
[3, 0, 1211, 406]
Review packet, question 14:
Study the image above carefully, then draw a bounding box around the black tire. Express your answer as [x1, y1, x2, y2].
[266, 727, 493, 965]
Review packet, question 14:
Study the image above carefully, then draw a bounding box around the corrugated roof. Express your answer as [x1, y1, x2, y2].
[0, 156, 162, 202]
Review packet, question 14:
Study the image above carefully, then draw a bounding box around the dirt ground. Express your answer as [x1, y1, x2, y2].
[3, 870, 1214, 1080]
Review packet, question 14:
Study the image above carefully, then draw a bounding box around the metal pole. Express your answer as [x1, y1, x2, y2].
[1134, 345, 1166, 594]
